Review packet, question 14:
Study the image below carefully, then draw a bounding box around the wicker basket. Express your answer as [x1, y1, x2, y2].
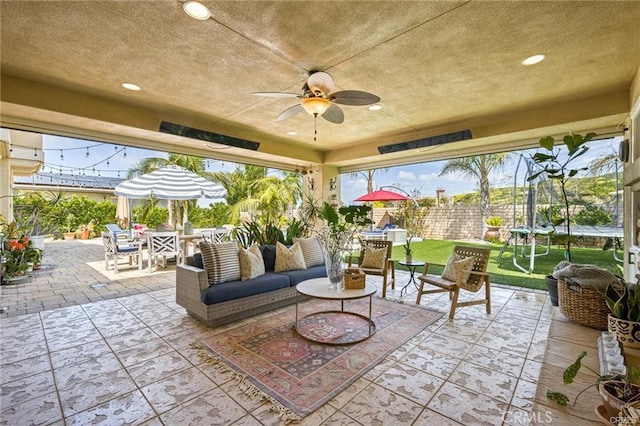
[344, 268, 365, 289]
[558, 278, 609, 330]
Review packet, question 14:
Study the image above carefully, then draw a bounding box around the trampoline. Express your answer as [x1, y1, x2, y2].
[498, 155, 623, 274]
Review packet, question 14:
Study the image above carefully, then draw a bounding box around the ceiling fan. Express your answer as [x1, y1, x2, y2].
[252, 71, 380, 125]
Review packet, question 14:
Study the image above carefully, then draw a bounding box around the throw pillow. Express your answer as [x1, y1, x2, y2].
[274, 242, 307, 272]
[441, 252, 475, 283]
[200, 241, 241, 285]
[239, 244, 265, 281]
[292, 237, 325, 268]
[360, 246, 387, 269]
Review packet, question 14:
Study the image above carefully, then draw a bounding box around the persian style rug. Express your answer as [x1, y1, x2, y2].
[195, 297, 442, 422]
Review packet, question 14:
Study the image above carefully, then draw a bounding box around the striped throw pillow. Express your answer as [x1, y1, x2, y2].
[200, 241, 241, 285]
[274, 242, 307, 272]
[293, 237, 325, 267]
[239, 244, 265, 281]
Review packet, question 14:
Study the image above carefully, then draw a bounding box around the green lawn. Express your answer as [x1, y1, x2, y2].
[385, 238, 623, 290]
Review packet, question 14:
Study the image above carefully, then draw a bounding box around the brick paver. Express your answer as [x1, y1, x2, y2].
[1, 238, 175, 318]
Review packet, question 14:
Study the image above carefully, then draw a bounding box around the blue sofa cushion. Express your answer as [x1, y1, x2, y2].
[260, 245, 277, 271]
[278, 265, 327, 286]
[201, 272, 290, 305]
[192, 253, 204, 269]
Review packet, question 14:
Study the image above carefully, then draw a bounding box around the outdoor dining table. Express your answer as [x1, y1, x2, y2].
[179, 233, 205, 261]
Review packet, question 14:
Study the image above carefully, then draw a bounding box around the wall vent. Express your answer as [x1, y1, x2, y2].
[378, 129, 472, 154]
[159, 121, 260, 151]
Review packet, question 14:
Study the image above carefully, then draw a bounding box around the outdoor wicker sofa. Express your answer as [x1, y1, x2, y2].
[176, 243, 327, 327]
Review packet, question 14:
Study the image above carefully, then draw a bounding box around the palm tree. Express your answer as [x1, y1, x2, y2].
[349, 169, 389, 195]
[439, 153, 509, 238]
[127, 154, 210, 227]
[212, 165, 302, 225]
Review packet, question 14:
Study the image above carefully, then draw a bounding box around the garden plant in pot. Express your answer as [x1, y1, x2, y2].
[484, 216, 502, 241]
[403, 237, 413, 263]
[547, 351, 640, 423]
[606, 282, 640, 350]
[317, 202, 372, 289]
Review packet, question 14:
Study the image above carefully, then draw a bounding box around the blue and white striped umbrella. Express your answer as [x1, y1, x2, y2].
[114, 165, 226, 200]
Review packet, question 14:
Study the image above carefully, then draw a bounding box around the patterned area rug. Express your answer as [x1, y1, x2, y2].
[195, 297, 442, 422]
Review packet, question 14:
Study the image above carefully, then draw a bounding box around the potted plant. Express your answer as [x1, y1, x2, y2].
[317, 202, 372, 288]
[76, 220, 95, 240]
[528, 132, 596, 262]
[605, 282, 640, 349]
[547, 351, 640, 421]
[0, 218, 34, 283]
[63, 214, 76, 240]
[403, 237, 413, 263]
[484, 216, 502, 241]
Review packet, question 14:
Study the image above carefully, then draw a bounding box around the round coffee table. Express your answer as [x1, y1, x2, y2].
[295, 278, 377, 345]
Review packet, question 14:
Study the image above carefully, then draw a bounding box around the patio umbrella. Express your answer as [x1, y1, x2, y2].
[354, 189, 409, 202]
[115, 196, 130, 229]
[355, 187, 417, 236]
[114, 165, 226, 224]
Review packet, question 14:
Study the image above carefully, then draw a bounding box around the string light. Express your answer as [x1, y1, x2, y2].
[86, 147, 90, 157]
[60, 150, 64, 161]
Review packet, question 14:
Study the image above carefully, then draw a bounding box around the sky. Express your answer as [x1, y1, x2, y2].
[40, 133, 623, 205]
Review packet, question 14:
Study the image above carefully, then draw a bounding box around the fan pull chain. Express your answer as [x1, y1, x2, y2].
[314, 114, 318, 142]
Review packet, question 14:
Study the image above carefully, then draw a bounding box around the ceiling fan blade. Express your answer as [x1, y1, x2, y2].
[321, 104, 344, 124]
[252, 92, 299, 98]
[307, 72, 334, 96]
[329, 90, 380, 106]
[276, 104, 304, 121]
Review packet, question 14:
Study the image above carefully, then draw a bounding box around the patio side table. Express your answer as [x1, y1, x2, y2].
[398, 260, 425, 296]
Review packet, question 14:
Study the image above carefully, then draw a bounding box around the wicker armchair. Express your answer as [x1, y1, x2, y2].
[348, 239, 395, 298]
[416, 245, 491, 319]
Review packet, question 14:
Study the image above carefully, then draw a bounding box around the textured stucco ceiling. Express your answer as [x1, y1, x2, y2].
[1, 1, 639, 172]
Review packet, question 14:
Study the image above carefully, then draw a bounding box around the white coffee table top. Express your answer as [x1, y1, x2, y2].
[296, 277, 377, 300]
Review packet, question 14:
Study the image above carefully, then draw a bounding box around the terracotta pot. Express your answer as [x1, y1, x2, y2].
[63, 232, 76, 240]
[608, 315, 640, 349]
[599, 380, 640, 420]
[485, 226, 500, 240]
[79, 230, 90, 240]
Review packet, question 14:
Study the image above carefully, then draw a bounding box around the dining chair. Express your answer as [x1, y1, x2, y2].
[101, 231, 142, 273]
[146, 231, 182, 273]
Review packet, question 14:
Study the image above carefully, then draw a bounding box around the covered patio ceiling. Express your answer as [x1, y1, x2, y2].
[1, 1, 639, 172]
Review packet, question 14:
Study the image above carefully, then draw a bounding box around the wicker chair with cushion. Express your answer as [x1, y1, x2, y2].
[101, 231, 142, 273]
[416, 245, 491, 319]
[348, 239, 395, 298]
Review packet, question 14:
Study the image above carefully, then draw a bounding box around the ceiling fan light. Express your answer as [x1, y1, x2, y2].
[301, 97, 330, 116]
[183, 1, 211, 20]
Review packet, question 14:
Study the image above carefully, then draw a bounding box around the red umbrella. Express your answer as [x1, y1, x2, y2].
[354, 189, 409, 202]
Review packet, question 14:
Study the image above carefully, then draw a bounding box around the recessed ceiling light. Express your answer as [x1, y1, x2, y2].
[121, 82, 141, 91]
[183, 1, 211, 20]
[287, 131, 298, 136]
[368, 104, 383, 111]
[522, 54, 546, 66]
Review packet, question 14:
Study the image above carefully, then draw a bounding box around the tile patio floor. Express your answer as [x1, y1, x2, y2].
[1, 239, 602, 425]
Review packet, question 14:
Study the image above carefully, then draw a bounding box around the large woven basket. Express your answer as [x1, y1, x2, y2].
[558, 278, 609, 330]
